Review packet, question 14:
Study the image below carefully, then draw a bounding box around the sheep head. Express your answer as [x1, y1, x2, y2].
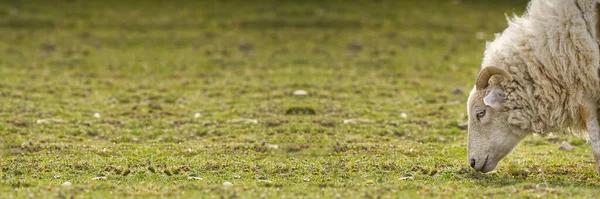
[466, 66, 526, 173]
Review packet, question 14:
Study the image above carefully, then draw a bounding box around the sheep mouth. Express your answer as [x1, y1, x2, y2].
[476, 155, 489, 172]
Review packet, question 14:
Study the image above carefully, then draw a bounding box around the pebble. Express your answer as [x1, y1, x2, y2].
[93, 113, 101, 118]
[62, 182, 72, 187]
[92, 176, 107, 180]
[187, 177, 203, 180]
[343, 118, 374, 124]
[559, 141, 574, 151]
[194, 113, 202, 118]
[457, 123, 468, 130]
[399, 176, 414, 180]
[293, 90, 308, 96]
[228, 118, 259, 124]
[223, 181, 233, 187]
[400, 113, 408, 119]
[36, 118, 66, 124]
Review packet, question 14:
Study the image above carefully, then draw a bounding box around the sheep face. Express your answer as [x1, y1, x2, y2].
[466, 84, 526, 173]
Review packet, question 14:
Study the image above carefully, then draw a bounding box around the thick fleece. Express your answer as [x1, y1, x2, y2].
[479, 0, 600, 135]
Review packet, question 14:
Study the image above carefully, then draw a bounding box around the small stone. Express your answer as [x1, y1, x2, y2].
[293, 90, 308, 96]
[93, 113, 101, 118]
[266, 144, 279, 149]
[559, 141, 574, 151]
[53, 175, 60, 179]
[400, 113, 408, 119]
[228, 118, 259, 124]
[62, 182, 72, 187]
[399, 176, 414, 180]
[303, 178, 310, 182]
[187, 177, 203, 180]
[36, 118, 66, 124]
[92, 176, 107, 180]
[234, 174, 241, 179]
[223, 181, 233, 187]
[343, 118, 374, 124]
[457, 123, 468, 130]
[334, 193, 342, 198]
[503, 173, 511, 179]
[194, 113, 202, 118]
[451, 88, 464, 95]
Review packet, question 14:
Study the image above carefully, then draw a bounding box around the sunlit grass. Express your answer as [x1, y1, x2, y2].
[2, 0, 600, 198]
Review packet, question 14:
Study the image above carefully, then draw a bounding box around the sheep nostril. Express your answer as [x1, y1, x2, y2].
[470, 159, 476, 169]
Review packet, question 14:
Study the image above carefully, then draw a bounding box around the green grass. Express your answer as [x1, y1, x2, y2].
[2, 0, 600, 198]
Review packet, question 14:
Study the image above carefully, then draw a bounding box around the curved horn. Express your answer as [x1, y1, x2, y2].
[476, 66, 513, 90]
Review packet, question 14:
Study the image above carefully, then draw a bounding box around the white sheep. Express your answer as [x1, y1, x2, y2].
[467, 0, 600, 173]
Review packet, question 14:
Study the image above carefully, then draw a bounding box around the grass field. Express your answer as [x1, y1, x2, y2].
[2, 0, 600, 198]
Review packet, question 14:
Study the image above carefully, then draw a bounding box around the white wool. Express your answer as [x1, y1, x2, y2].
[481, 0, 599, 135]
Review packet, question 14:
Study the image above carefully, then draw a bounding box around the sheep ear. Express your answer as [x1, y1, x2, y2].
[484, 89, 504, 108]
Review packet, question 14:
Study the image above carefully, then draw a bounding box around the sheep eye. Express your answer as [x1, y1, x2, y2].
[476, 110, 486, 120]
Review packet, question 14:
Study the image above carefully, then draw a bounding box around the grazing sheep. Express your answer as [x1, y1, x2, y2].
[467, 0, 600, 173]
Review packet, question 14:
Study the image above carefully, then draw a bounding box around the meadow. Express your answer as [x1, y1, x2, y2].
[2, 0, 600, 198]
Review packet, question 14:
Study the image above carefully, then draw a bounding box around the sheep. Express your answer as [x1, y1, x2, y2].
[466, 0, 600, 173]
